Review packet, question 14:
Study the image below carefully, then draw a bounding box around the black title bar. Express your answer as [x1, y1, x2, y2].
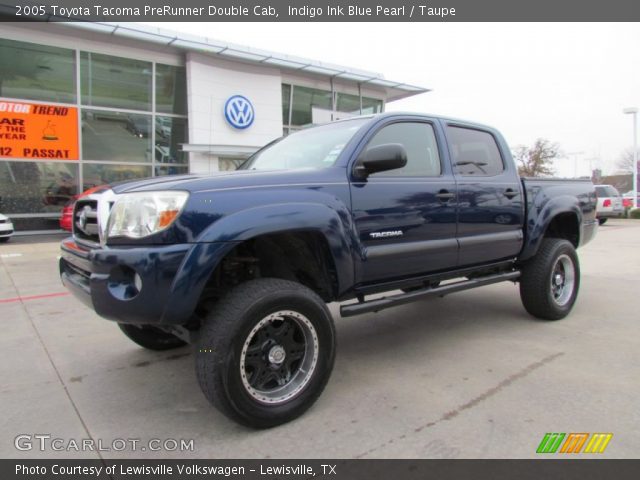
[4, 459, 640, 480]
[1, 0, 640, 22]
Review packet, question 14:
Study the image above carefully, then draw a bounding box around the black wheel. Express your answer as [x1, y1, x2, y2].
[118, 324, 187, 351]
[598, 218, 607, 225]
[0, 237, 10, 243]
[196, 278, 336, 428]
[519, 238, 580, 320]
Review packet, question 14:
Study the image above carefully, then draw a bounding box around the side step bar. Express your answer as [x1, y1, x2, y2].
[340, 270, 521, 318]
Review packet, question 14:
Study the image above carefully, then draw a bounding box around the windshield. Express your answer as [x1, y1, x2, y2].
[241, 119, 368, 171]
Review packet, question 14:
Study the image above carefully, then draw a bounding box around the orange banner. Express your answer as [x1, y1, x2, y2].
[0, 99, 79, 161]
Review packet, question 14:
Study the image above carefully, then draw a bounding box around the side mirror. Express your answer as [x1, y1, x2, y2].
[353, 143, 407, 179]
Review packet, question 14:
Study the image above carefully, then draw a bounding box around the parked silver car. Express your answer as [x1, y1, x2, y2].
[595, 184, 624, 225]
[0, 213, 14, 242]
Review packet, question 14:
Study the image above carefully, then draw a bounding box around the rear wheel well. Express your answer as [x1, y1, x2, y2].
[196, 231, 338, 314]
[544, 212, 579, 247]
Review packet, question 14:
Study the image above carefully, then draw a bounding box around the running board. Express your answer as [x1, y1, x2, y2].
[340, 271, 521, 318]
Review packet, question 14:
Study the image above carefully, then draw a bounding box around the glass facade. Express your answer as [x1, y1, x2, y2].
[0, 38, 386, 232]
[0, 38, 188, 230]
[156, 64, 187, 115]
[0, 39, 76, 104]
[0, 161, 78, 214]
[80, 52, 152, 111]
[282, 83, 383, 134]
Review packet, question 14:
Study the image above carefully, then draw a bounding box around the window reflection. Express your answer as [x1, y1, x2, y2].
[156, 64, 187, 115]
[81, 110, 151, 162]
[81, 52, 152, 111]
[290, 86, 332, 126]
[155, 116, 187, 164]
[82, 163, 151, 190]
[285, 84, 383, 128]
[0, 161, 78, 214]
[154, 165, 188, 176]
[336, 93, 383, 115]
[0, 39, 76, 104]
[282, 84, 291, 124]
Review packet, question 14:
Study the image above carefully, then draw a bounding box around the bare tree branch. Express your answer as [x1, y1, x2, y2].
[615, 148, 639, 174]
[513, 138, 560, 177]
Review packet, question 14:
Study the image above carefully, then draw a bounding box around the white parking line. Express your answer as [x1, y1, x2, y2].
[0, 253, 23, 258]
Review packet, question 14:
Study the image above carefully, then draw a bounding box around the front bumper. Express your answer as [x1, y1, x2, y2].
[0, 223, 14, 237]
[60, 238, 193, 324]
[597, 209, 624, 219]
[60, 237, 237, 325]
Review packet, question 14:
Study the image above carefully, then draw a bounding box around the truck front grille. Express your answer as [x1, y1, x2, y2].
[73, 199, 99, 245]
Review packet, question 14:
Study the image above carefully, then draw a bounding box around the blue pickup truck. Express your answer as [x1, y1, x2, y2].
[60, 113, 597, 427]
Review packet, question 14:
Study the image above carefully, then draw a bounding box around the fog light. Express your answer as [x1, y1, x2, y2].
[108, 265, 142, 300]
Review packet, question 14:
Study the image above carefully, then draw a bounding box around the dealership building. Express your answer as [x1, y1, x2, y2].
[0, 22, 427, 231]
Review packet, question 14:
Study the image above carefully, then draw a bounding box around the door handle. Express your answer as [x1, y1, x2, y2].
[436, 190, 455, 202]
[504, 188, 518, 199]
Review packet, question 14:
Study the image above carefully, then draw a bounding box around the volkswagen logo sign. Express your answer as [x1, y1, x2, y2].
[224, 95, 255, 129]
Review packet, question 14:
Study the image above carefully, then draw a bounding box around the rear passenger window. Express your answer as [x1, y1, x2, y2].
[606, 186, 620, 197]
[447, 126, 504, 176]
[367, 122, 441, 177]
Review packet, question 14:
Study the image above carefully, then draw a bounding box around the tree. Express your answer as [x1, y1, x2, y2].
[615, 148, 639, 174]
[513, 138, 560, 177]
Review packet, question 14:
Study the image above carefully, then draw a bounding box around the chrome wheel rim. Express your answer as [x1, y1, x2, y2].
[240, 310, 319, 404]
[550, 254, 575, 306]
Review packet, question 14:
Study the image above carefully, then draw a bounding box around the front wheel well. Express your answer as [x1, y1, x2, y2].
[196, 231, 339, 313]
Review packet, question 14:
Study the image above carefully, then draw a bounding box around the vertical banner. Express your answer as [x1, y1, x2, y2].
[0, 99, 79, 161]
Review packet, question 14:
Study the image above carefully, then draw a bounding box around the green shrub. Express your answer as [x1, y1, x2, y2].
[629, 208, 640, 219]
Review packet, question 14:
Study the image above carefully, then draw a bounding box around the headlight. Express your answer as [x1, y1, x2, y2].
[107, 191, 189, 239]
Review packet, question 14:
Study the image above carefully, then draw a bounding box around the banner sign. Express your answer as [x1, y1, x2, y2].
[0, 99, 79, 161]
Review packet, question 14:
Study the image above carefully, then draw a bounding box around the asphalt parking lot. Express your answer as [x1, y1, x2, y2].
[1, 220, 639, 459]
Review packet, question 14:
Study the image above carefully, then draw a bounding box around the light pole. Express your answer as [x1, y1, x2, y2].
[566, 151, 585, 178]
[623, 107, 638, 208]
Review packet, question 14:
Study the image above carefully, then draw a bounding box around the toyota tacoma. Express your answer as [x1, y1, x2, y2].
[60, 113, 597, 427]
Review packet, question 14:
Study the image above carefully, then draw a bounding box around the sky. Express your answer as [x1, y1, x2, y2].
[147, 22, 639, 178]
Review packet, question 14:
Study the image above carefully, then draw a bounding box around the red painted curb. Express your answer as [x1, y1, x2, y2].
[0, 292, 70, 304]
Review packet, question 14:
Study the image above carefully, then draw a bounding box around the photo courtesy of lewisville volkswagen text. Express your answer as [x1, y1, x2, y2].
[0, 0, 639, 478]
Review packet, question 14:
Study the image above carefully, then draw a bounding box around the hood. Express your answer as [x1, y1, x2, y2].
[112, 168, 346, 195]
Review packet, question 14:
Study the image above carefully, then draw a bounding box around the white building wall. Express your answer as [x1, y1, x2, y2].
[186, 53, 283, 173]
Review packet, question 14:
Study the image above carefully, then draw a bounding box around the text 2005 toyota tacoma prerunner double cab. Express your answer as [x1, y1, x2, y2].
[60, 113, 597, 427]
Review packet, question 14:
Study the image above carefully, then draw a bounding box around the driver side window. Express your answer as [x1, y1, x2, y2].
[367, 122, 442, 177]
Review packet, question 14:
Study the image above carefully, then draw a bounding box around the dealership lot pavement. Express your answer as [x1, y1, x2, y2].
[1, 220, 639, 459]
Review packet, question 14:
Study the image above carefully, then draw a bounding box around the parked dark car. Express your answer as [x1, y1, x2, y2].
[125, 116, 150, 138]
[60, 113, 597, 428]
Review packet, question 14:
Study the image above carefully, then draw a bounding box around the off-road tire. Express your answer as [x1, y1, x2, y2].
[519, 238, 580, 320]
[118, 324, 187, 350]
[195, 278, 336, 429]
